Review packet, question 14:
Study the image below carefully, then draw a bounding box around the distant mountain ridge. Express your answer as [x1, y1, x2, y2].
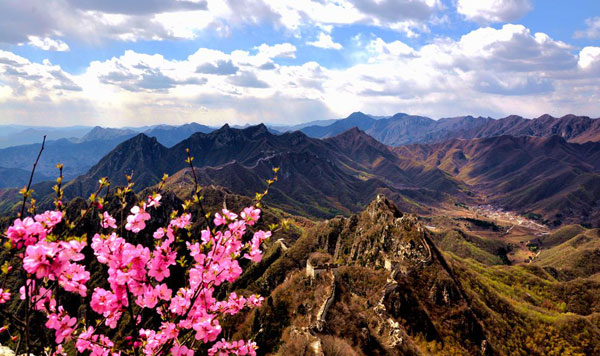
[57, 124, 460, 218]
[59, 124, 600, 225]
[3, 115, 600, 227]
[0, 137, 133, 182]
[76, 123, 216, 147]
[394, 134, 600, 226]
[0, 123, 217, 189]
[0, 125, 91, 148]
[0, 166, 53, 189]
[77, 126, 137, 142]
[143, 122, 214, 147]
[299, 112, 600, 145]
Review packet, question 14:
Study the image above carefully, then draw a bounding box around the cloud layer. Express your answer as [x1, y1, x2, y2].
[0, 1, 598, 126]
[0, 0, 444, 45]
[457, 0, 533, 23]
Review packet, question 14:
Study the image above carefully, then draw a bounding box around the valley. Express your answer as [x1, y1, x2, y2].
[427, 202, 550, 264]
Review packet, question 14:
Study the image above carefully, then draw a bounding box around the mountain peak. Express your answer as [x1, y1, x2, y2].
[129, 132, 158, 145]
[347, 111, 370, 119]
[328, 126, 382, 146]
[245, 123, 269, 137]
[105, 133, 166, 156]
[340, 126, 364, 136]
[537, 113, 555, 120]
[390, 112, 409, 119]
[208, 123, 270, 140]
[80, 126, 136, 142]
[365, 194, 403, 219]
[502, 114, 526, 121]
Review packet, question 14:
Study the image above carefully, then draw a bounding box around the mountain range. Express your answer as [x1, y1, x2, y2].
[58, 124, 458, 218]
[0, 122, 216, 188]
[2, 112, 600, 227]
[0, 125, 91, 148]
[299, 112, 600, 146]
[3, 112, 599, 190]
[394, 135, 600, 227]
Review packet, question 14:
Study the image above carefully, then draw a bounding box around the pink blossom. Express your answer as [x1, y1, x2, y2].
[213, 212, 227, 226]
[58, 263, 90, 296]
[45, 306, 77, 343]
[101, 212, 117, 229]
[147, 193, 162, 208]
[170, 213, 192, 229]
[35, 210, 63, 230]
[19, 279, 35, 301]
[247, 295, 264, 308]
[192, 314, 221, 343]
[172, 343, 194, 356]
[75, 326, 95, 352]
[148, 248, 176, 282]
[240, 206, 260, 226]
[9, 201, 270, 355]
[153, 228, 165, 239]
[208, 339, 258, 356]
[125, 205, 151, 233]
[23, 243, 53, 279]
[53, 344, 67, 356]
[243, 230, 271, 263]
[6, 217, 46, 248]
[90, 288, 118, 315]
[0, 289, 10, 304]
[221, 209, 238, 221]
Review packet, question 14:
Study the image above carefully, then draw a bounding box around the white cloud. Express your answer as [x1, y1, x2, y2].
[0, 26, 598, 126]
[435, 25, 575, 72]
[0, 0, 444, 45]
[255, 43, 297, 59]
[457, 0, 533, 23]
[307, 32, 343, 50]
[27, 36, 70, 51]
[0, 51, 82, 96]
[579, 46, 600, 75]
[0, 0, 209, 44]
[575, 17, 600, 39]
[0, 85, 12, 103]
[367, 38, 415, 59]
[269, 0, 440, 37]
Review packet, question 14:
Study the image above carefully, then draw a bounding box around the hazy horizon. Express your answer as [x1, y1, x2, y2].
[2, 111, 600, 131]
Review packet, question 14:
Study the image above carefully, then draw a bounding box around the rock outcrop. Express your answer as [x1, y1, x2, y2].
[313, 194, 493, 355]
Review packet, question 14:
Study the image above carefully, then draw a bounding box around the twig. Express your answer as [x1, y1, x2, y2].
[185, 148, 213, 231]
[19, 135, 46, 218]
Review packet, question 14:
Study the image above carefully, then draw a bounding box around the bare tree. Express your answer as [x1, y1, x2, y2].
[321, 335, 358, 356]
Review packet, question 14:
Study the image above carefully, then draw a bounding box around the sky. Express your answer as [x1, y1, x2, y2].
[0, 0, 599, 127]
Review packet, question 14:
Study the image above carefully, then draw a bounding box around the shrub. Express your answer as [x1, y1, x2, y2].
[0, 150, 281, 356]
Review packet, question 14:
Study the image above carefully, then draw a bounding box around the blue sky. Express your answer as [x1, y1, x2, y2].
[0, 0, 599, 127]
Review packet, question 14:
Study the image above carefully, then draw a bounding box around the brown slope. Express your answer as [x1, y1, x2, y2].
[61, 133, 171, 199]
[393, 135, 600, 227]
[461, 114, 600, 143]
[304, 112, 600, 146]
[325, 127, 466, 195]
[229, 195, 600, 355]
[163, 147, 448, 219]
[57, 124, 458, 219]
[232, 195, 493, 355]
